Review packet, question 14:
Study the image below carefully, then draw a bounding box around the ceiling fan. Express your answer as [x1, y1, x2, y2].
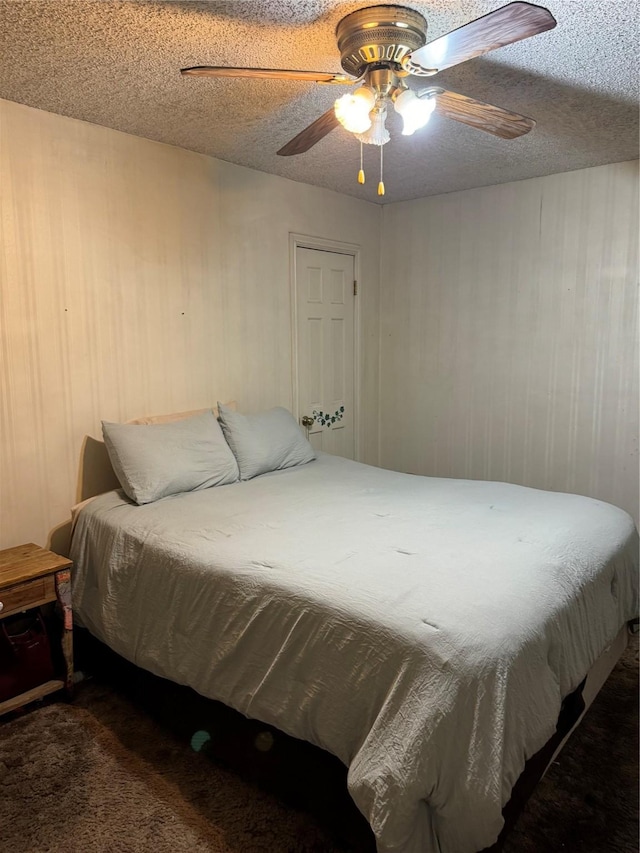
[181, 2, 557, 195]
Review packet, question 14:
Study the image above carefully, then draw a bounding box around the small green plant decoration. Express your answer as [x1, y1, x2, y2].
[312, 406, 345, 426]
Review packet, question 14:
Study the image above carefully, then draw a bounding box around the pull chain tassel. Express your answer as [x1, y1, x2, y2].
[358, 141, 365, 184]
[377, 143, 385, 196]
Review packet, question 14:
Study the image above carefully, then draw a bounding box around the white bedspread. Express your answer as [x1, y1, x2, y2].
[70, 454, 639, 853]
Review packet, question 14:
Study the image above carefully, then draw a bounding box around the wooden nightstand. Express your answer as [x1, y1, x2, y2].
[0, 543, 73, 716]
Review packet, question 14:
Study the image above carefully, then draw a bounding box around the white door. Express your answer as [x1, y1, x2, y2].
[295, 245, 356, 459]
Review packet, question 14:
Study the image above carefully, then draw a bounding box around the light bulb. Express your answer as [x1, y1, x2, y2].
[394, 88, 436, 136]
[334, 87, 375, 134]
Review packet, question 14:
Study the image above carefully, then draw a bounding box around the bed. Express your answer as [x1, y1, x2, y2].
[69, 409, 639, 853]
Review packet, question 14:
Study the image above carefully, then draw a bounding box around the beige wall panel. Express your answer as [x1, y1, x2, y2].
[379, 162, 639, 524]
[0, 99, 381, 549]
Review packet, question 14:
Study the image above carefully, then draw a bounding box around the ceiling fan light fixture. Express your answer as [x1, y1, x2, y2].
[394, 88, 436, 136]
[334, 87, 376, 133]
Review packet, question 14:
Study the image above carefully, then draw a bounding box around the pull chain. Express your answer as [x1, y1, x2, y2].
[377, 144, 385, 196]
[358, 141, 365, 184]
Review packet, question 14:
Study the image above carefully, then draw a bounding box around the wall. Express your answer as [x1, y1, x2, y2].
[379, 161, 639, 523]
[2, 97, 637, 550]
[0, 99, 381, 549]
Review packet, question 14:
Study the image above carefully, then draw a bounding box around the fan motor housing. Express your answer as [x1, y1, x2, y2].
[336, 5, 427, 78]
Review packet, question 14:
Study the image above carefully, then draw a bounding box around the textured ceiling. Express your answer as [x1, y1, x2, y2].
[0, 0, 638, 204]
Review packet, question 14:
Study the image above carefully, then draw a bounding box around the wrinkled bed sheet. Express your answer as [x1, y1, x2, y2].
[70, 454, 639, 853]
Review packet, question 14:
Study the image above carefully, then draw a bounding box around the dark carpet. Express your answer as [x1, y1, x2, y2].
[0, 634, 637, 853]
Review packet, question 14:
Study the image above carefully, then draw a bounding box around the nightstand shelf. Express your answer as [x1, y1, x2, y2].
[0, 543, 73, 716]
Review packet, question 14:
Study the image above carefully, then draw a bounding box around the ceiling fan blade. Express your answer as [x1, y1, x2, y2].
[434, 89, 535, 139]
[405, 2, 556, 75]
[277, 108, 341, 156]
[181, 66, 353, 84]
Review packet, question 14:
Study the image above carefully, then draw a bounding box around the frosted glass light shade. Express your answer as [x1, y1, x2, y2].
[355, 110, 390, 146]
[334, 87, 376, 134]
[394, 89, 436, 136]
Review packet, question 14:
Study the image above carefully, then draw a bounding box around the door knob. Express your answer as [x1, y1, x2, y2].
[301, 415, 315, 428]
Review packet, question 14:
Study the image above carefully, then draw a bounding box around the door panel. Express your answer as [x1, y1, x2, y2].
[295, 246, 355, 459]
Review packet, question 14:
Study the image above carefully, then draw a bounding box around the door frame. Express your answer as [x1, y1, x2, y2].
[289, 232, 362, 461]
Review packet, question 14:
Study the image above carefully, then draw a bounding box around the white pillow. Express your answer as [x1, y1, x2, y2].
[102, 411, 239, 504]
[217, 403, 315, 480]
